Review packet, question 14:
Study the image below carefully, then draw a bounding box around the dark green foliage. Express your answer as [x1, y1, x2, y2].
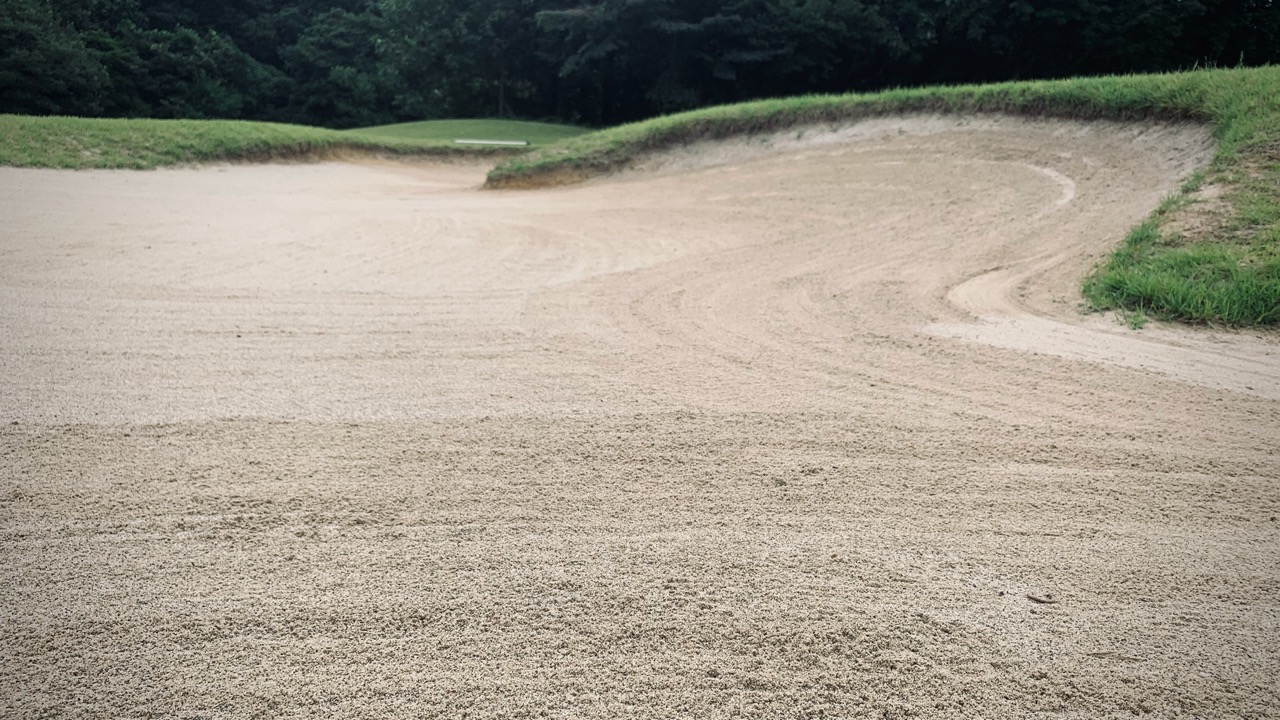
[920, 0, 1211, 83]
[536, 0, 761, 121]
[281, 7, 393, 126]
[0, 0, 110, 115]
[3, 0, 1276, 127]
[379, 0, 547, 121]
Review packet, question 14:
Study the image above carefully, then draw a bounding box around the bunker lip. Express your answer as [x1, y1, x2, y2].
[2, 116, 1278, 718]
[482, 164, 598, 189]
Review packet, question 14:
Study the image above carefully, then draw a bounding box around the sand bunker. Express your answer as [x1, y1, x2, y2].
[2, 115, 1278, 717]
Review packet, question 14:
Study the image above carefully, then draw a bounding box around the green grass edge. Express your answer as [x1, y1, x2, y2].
[488, 67, 1280, 327]
[0, 116, 562, 170]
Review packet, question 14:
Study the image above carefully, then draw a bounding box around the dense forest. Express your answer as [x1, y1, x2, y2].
[2, 0, 1277, 128]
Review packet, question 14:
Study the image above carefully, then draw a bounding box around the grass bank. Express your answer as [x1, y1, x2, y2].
[488, 66, 1279, 327]
[0, 116, 585, 170]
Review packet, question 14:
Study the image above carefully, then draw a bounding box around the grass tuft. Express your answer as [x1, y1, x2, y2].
[1082, 224, 1280, 326]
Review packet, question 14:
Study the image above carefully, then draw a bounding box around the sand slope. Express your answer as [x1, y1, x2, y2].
[2, 115, 1278, 718]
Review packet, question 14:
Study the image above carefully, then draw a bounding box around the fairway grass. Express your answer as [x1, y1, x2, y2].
[0, 116, 585, 170]
[489, 66, 1280, 327]
[350, 119, 587, 146]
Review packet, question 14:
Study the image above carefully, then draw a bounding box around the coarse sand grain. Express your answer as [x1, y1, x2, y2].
[2, 115, 1278, 718]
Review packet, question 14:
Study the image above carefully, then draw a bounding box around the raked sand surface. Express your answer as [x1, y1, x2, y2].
[2, 115, 1278, 718]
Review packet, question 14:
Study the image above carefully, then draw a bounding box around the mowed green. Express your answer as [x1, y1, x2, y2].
[0, 116, 585, 170]
[349, 119, 587, 146]
[489, 67, 1280, 327]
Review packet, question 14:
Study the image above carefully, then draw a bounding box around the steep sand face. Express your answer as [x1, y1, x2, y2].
[3, 116, 1278, 718]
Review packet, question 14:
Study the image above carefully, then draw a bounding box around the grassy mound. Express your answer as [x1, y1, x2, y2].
[0, 116, 585, 170]
[489, 67, 1279, 327]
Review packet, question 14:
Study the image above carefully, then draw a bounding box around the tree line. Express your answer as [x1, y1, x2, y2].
[2, 0, 1276, 128]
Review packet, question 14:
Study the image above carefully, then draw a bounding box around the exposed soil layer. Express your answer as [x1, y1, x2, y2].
[3, 115, 1278, 718]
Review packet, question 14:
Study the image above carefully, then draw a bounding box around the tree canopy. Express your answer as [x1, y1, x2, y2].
[2, 0, 1276, 127]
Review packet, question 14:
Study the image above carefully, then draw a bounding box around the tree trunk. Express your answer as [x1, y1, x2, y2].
[497, 66, 509, 117]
